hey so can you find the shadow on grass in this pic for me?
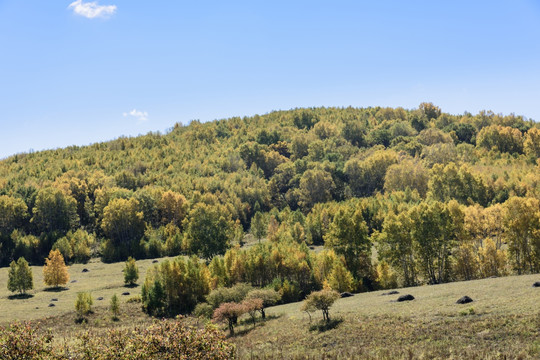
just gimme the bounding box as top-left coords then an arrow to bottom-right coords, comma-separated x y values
44,287 -> 69,292
264,314 -> 282,321
8,293 -> 34,300
124,283 -> 139,288
238,313 -> 282,327
234,324 -> 259,337
309,318 -> 343,332
232,314 -> 283,337
75,317 -> 88,324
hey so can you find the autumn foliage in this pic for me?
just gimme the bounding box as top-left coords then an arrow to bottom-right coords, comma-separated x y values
43,249 -> 69,288
0,320 -> 235,359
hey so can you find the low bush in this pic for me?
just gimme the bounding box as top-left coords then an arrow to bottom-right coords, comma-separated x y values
0,320 -> 235,359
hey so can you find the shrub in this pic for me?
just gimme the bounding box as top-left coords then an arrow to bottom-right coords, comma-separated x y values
206,283 -> 253,309
193,302 -> 214,319
75,292 -> 93,322
242,297 -> 263,326
0,322 -> 53,359
126,295 -> 142,303
0,320 -> 235,359
301,289 -> 340,323
110,294 -> 120,320
245,288 -> 281,319
213,302 -> 247,336
123,256 -> 139,286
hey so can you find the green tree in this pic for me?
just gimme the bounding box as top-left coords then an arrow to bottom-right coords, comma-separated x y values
409,201 -> 461,284
344,150 -> 398,197
123,256 -> 139,286
377,211 -> 418,287
206,283 -> 253,309
428,163 -> 489,206
7,257 -> 33,295
101,198 -> 145,261
324,207 -> 371,281
298,169 -> 335,211
476,125 -> 523,154
384,159 -> 429,197
75,292 -> 93,322
0,196 -> 29,266
523,127 -> 540,158
183,203 -> 234,260
327,261 -> 354,293
110,294 -> 120,320
251,211 -> 267,243
159,190 -> 187,227
141,279 -> 165,317
419,102 -> 441,120
503,197 -> 540,274
246,288 -> 281,319
141,257 -> 211,316
70,229 -> 95,263
31,187 -> 79,235
52,237 -> 73,262
301,289 -> 340,323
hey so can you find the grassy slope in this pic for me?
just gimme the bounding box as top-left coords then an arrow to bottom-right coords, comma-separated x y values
1,258 -> 539,359
233,274 -> 540,359
0,257 -> 172,324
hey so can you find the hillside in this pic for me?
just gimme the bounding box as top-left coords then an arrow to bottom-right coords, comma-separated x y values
0,104 -> 539,320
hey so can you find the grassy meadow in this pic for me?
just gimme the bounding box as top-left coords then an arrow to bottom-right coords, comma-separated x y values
233,274 -> 540,359
0,257 -> 173,324
1,258 -> 539,359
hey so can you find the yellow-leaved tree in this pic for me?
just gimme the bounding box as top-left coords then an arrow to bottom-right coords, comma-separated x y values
43,249 -> 70,288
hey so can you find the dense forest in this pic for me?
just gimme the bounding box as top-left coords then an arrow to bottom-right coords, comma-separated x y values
1,104 -> 539,315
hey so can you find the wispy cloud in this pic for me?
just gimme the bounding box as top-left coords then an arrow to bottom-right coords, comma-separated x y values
68,0 -> 117,19
123,109 -> 149,122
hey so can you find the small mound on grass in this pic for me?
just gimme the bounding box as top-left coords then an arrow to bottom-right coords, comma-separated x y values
532,281 -> 540,288
456,296 -> 473,304
397,294 -> 414,302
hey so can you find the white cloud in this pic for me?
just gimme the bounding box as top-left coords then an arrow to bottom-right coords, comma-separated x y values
68,0 -> 117,19
123,109 -> 149,122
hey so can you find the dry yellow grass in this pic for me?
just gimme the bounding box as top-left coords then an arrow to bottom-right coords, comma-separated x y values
232,274 -> 540,359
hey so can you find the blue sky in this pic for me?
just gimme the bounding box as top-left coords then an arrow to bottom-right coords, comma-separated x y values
1,1 -> 539,158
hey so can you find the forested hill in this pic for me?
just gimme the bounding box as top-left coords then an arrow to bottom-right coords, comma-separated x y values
0,104 -> 539,290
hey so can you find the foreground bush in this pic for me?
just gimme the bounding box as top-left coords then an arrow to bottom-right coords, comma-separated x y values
0,320 -> 235,359
72,320 -> 235,359
0,322 -> 53,360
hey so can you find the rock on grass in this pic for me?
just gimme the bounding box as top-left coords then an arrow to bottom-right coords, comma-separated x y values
456,296 -> 473,304
397,294 -> 414,302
